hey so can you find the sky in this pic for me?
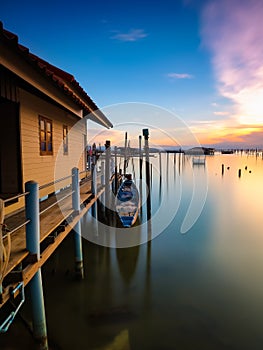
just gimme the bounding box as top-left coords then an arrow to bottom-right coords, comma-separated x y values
1,0 -> 263,148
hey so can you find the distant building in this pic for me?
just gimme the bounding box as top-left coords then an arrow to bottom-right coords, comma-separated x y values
0,22 -> 112,214
184,147 -> 215,155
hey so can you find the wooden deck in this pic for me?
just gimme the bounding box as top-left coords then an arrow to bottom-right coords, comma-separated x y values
1,172 -> 107,306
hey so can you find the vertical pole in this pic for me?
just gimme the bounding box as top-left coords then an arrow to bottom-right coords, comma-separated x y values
114,146 -> 118,195
25,181 -> 48,350
159,152 -> 162,180
143,129 -> 151,221
105,140 -> 111,210
71,168 -> 84,279
91,144 -> 97,218
101,161 -> 105,186
91,160 -> 97,218
101,160 -> 105,208
222,164 -> 224,175
88,146 -> 92,170
151,163 -> 153,187
124,132 -> 128,177
179,150 -> 181,174
139,135 -> 143,181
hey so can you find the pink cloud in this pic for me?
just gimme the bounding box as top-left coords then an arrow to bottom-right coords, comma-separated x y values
201,0 -> 263,124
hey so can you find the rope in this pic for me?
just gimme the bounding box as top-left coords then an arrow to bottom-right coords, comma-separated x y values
0,199 -> 11,288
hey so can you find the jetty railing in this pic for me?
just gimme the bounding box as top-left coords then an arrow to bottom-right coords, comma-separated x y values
0,168 -> 92,344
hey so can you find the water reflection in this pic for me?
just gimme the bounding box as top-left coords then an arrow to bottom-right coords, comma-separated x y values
3,153 -> 263,350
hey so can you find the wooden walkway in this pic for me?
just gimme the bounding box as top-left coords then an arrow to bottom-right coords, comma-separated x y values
1,172 -> 106,306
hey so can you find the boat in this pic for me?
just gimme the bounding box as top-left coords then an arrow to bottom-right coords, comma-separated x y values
115,174 -> 139,228
221,150 -> 234,154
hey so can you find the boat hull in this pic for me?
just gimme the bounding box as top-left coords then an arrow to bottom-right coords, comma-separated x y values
115,179 -> 139,228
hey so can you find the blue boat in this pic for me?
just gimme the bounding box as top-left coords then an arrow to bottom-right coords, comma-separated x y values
116,175 -> 139,228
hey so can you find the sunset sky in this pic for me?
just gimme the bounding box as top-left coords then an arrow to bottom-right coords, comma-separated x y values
2,0 -> 263,148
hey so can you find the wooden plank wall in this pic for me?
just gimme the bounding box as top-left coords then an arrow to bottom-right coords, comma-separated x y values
5,88 -> 87,215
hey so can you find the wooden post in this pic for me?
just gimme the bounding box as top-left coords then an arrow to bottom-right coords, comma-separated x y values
124,132 -> 128,177
88,146 -> 92,170
143,129 -> 151,220
91,160 -> 97,218
238,169 -> 242,177
222,164 -> 224,175
91,144 -> 97,218
105,140 -> 111,210
166,152 -> 169,175
178,150 -> 181,174
114,146 -> 118,195
72,168 -> 84,279
25,181 -> 48,350
159,152 -> 162,180
139,135 -> 143,181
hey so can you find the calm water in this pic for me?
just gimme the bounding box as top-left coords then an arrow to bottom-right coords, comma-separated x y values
1,152 -> 263,349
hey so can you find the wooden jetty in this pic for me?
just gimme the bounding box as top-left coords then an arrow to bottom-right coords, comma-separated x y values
0,165 -> 120,300
0,161 -> 119,348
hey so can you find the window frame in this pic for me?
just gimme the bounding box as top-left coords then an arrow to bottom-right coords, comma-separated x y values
39,116 -> 53,156
63,125 -> 69,155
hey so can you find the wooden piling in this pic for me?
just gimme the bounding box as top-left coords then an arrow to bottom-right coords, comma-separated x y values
222,164 -> 224,175
124,132 -> 128,176
114,146 -> 118,195
139,135 -> 143,181
25,181 -> 48,350
159,152 -> 162,180
143,129 -> 151,220
238,169 -> 242,177
91,154 -> 97,218
105,140 -> 111,210
72,168 -> 84,279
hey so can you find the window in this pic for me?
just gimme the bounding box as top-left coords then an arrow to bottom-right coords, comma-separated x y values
63,125 -> 68,155
39,116 -> 53,155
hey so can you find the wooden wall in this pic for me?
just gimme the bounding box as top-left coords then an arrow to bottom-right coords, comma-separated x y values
5,88 -> 87,214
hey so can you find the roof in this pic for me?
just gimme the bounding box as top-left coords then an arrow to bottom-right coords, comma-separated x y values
0,21 -> 112,128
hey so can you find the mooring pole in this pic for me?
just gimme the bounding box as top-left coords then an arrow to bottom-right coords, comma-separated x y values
159,152 -> 162,181
222,164 -> 225,175
139,135 -> 143,181
105,140 -> 111,211
72,167 -> 84,279
124,132 -> 128,177
91,159 -> 97,218
25,181 -> 48,350
100,160 -> 105,206
114,146 -> 118,195
91,144 -> 97,218
143,129 -> 151,220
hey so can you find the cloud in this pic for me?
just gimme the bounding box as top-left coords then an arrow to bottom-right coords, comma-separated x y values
190,117 -> 263,146
213,111 -> 229,116
201,0 -> 263,125
167,73 -> 194,79
111,29 -> 148,42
